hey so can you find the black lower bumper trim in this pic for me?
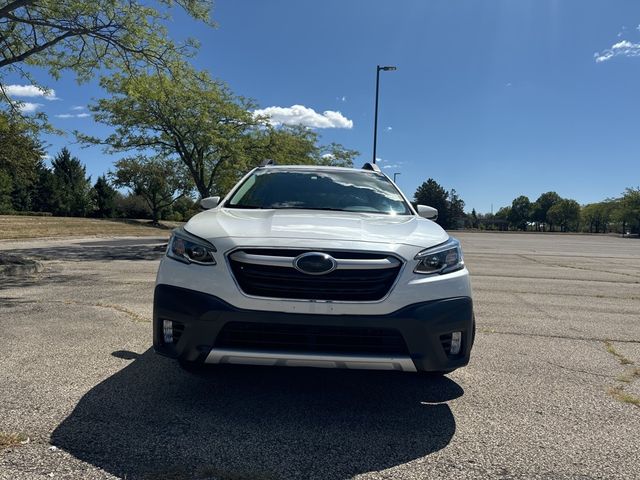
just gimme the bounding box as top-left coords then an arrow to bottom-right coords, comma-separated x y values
153,284 -> 474,372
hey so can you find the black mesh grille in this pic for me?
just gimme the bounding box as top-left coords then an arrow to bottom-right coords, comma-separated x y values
228,249 -> 402,301
215,322 -> 409,355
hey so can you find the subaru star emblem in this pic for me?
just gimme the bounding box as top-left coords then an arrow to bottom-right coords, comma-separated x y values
293,252 -> 337,275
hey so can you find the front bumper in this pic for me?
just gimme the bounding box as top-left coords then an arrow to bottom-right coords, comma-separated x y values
153,284 -> 474,373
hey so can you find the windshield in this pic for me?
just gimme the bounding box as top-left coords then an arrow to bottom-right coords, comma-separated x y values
226,169 -> 412,215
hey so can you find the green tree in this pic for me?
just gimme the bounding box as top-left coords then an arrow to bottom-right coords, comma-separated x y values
92,175 -> 118,218
0,1 -> 213,109
0,170 -> 12,213
469,208 -> 479,229
110,156 -> 190,224
414,179 -> 450,228
613,188 -> 640,235
50,147 -> 91,216
581,201 -> 613,233
508,195 -> 532,231
83,70 -> 263,198
0,111 -> 43,210
494,206 -> 511,231
448,189 -> 466,229
83,70 -> 359,198
547,199 -> 581,232
532,191 -> 561,231
32,162 -> 56,213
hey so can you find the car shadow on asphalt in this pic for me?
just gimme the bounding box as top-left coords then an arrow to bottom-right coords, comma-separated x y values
52,349 -> 463,480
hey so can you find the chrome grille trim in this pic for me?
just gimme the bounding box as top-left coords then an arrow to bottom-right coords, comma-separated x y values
229,251 -> 401,270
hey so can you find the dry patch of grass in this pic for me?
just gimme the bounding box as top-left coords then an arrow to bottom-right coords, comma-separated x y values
604,340 -> 634,366
0,215 -> 181,240
605,341 -> 640,408
0,432 -> 29,448
616,367 -> 640,384
609,386 -> 640,407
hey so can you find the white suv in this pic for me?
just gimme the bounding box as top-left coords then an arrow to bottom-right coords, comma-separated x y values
153,162 -> 474,374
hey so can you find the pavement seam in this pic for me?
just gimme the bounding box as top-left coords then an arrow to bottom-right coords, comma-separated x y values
478,329 -> 640,344
517,254 -> 640,281
47,299 -> 149,323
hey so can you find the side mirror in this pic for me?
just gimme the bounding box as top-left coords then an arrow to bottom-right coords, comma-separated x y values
417,205 -> 438,220
200,196 -> 220,209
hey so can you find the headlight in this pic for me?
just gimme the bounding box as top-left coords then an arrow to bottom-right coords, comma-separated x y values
414,238 -> 464,275
166,228 -> 216,265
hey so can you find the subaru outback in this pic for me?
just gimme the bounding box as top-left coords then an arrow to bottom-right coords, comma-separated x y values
153,162 -> 474,374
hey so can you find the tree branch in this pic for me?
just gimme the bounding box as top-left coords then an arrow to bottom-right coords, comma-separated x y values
0,0 -> 34,19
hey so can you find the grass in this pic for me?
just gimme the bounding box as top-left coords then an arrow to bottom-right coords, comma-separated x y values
0,432 -> 29,448
616,368 -> 640,384
609,386 -> 640,407
604,340 -> 634,366
0,215 -> 182,240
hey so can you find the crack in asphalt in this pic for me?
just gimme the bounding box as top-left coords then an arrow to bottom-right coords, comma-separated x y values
517,254 -> 640,280
472,273 -> 640,285
472,288 -> 640,301
478,329 -> 640,344
45,299 -> 149,323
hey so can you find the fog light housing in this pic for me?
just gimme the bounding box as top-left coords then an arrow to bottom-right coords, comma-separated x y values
450,331 -> 462,355
163,320 -> 173,344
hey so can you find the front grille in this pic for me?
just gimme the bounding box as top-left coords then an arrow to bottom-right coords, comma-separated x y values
228,248 -> 402,301
215,322 -> 410,355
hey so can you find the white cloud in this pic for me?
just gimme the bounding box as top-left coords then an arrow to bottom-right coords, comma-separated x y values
386,126 -> 393,131
55,112 -> 90,119
254,104 -> 353,129
71,105 -> 85,111
595,40 -> 640,63
3,84 -> 58,100
382,164 -> 401,170
18,102 -> 43,113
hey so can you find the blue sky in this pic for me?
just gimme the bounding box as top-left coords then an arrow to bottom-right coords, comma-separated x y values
4,0 -> 640,213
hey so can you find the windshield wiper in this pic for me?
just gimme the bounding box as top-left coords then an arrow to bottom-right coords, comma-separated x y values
225,204 -> 268,209
270,207 -> 348,212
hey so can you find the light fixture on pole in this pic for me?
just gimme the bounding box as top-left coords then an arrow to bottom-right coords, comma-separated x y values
372,65 -> 397,164
393,172 -> 401,183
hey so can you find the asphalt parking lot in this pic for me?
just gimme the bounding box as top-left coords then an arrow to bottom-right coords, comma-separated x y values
1,232 -> 639,480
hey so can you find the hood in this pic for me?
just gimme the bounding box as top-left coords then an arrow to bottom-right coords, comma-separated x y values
184,208 -> 448,248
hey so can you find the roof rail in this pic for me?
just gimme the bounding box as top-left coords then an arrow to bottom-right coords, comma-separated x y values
259,159 -> 277,167
361,162 -> 381,172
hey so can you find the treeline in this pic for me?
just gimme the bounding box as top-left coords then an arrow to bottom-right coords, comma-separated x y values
0,104 -> 358,223
412,177 -> 640,235
0,143 -> 198,222
489,191 -> 640,234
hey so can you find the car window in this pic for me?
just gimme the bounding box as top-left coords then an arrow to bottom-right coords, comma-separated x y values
226,169 -> 411,215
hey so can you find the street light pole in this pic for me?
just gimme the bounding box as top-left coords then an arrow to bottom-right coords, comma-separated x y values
393,172 -> 401,183
372,65 -> 397,164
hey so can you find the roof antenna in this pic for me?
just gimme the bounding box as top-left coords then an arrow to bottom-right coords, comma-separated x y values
260,159 -> 277,167
361,162 -> 381,172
